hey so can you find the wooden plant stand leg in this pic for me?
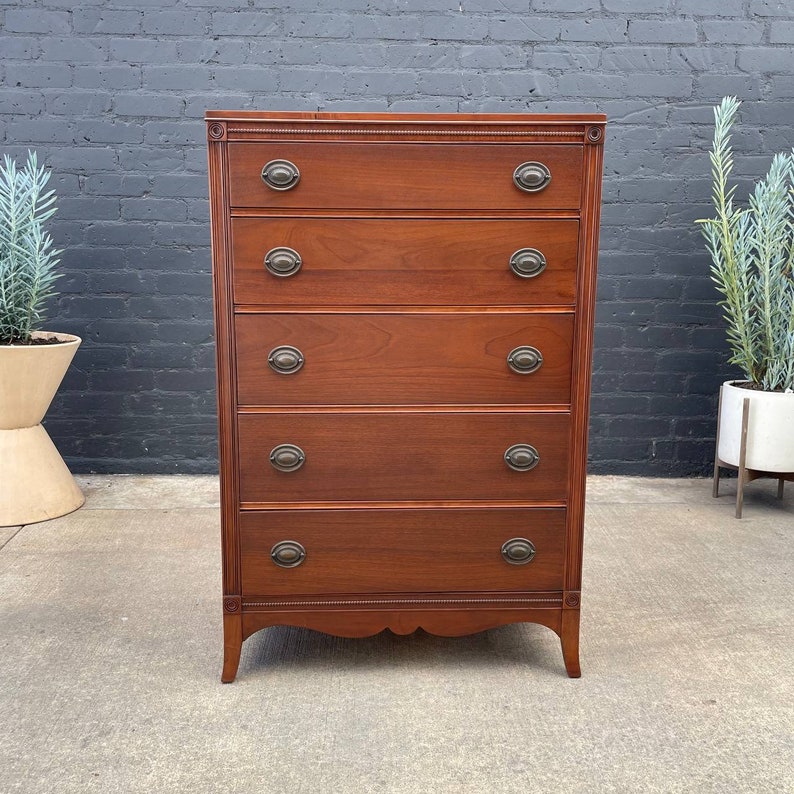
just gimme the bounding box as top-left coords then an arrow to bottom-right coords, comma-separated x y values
221,611 -> 243,683
713,383 -> 724,499
560,607 -> 581,679
735,468 -> 745,519
735,397 -> 751,519
778,479 -> 785,499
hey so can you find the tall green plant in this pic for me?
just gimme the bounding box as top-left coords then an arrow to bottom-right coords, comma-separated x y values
0,151 -> 61,344
697,97 -> 794,392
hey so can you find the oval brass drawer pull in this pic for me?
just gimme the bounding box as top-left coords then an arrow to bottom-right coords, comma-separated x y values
261,159 -> 300,190
507,346 -> 543,375
271,540 -> 306,568
513,161 -> 551,193
501,538 -> 536,565
264,246 -> 302,277
270,444 -> 305,472
510,248 -> 547,279
504,444 -> 540,471
268,345 -> 304,375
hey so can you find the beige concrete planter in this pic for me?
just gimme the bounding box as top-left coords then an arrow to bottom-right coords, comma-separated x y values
0,332 -> 84,526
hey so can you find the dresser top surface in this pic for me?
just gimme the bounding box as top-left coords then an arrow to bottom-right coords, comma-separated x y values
205,110 -> 606,124
206,111 -> 606,145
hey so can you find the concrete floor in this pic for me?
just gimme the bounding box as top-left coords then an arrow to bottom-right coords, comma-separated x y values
0,475 -> 791,793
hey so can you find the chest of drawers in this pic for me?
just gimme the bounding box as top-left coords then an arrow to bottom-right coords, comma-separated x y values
206,112 -> 605,682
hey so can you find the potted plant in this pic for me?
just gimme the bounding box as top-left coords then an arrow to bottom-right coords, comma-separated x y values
697,97 -> 794,515
0,151 -> 83,526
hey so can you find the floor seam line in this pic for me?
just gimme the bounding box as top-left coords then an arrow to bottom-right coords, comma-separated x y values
0,525 -> 25,552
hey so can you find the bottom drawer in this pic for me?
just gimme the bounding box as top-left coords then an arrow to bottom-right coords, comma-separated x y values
239,508 -> 566,596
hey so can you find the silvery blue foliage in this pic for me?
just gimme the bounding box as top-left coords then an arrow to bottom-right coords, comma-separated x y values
0,151 -> 61,343
698,97 -> 794,392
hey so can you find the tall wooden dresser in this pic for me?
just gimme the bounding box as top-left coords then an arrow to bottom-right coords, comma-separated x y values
206,112 -> 605,682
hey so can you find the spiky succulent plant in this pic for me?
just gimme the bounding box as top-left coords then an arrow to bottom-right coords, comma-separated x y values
0,151 -> 62,344
697,97 -> 794,392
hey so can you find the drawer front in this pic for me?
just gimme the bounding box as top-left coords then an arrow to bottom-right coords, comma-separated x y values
237,411 -> 569,503
240,508 -> 566,595
236,313 -> 573,406
228,143 -> 583,210
232,218 -> 579,306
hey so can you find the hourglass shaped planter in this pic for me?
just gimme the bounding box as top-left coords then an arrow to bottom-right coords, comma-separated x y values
0,332 -> 84,526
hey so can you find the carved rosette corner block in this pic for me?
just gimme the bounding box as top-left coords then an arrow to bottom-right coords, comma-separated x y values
208,122 -> 227,141
223,596 -> 241,614
586,126 -> 603,144
563,592 -> 581,609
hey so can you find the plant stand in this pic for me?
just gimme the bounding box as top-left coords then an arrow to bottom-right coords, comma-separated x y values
712,391 -> 793,518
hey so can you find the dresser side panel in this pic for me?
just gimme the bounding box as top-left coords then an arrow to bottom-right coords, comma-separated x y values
208,125 -> 241,597
566,135 -> 605,593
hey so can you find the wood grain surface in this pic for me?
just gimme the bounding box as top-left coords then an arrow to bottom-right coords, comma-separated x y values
239,507 -> 566,595
231,217 -> 579,306
228,143 -> 583,209
237,410 -> 570,503
235,312 -> 574,406
239,607 -> 564,646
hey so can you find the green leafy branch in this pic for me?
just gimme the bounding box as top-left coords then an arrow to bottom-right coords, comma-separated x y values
0,151 -> 62,344
696,97 -> 794,392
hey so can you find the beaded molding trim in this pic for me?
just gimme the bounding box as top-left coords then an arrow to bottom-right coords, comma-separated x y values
244,597 -> 563,607
227,127 -> 580,137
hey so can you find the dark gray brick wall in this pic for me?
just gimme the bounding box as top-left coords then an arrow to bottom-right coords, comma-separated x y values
1,1 -> 793,475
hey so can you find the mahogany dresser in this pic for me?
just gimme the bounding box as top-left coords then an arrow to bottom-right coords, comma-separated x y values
206,111 -> 605,682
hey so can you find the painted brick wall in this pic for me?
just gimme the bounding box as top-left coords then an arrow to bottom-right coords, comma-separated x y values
1,1 -> 793,475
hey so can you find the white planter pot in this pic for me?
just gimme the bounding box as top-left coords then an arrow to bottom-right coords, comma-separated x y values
717,380 -> 794,473
0,332 -> 84,526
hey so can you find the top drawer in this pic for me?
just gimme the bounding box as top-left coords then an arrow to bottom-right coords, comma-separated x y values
227,143 -> 583,210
